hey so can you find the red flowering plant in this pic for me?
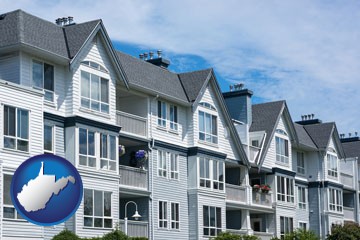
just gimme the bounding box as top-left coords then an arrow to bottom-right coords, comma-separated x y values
260,184 -> 271,193
252,184 -> 260,192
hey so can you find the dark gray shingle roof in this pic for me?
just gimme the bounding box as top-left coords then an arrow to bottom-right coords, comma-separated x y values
116,51 -> 211,103
303,122 -> 334,150
294,123 -> 317,149
0,9 -> 99,59
250,100 -> 285,133
178,69 -> 212,102
342,141 -> 360,159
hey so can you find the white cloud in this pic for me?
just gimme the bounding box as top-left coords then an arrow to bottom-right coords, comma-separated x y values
1,0 -> 360,134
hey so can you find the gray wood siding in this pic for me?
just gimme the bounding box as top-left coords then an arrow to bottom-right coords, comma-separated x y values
0,53 -> 20,84
151,148 -> 189,240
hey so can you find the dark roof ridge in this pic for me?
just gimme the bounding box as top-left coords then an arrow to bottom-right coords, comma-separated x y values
252,99 -> 286,106
178,67 -> 213,75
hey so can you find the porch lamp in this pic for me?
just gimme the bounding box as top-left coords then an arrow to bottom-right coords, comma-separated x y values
124,201 -> 142,235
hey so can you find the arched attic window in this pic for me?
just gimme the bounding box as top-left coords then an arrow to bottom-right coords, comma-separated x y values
199,102 -> 217,111
275,129 -> 288,136
81,61 -> 108,73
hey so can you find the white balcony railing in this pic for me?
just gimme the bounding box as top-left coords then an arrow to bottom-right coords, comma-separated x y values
119,220 -> 148,238
119,165 -> 148,190
254,232 -> 274,240
226,184 -> 247,203
252,190 -> 272,207
340,173 -> 354,189
116,111 -> 147,137
343,207 -> 355,220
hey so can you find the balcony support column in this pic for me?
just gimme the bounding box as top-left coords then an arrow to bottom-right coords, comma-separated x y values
240,209 -> 253,235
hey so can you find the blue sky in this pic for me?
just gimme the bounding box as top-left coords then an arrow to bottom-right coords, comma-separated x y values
2,0 -> 360,136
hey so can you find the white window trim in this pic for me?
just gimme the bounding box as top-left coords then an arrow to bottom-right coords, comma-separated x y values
277,175 -> 294,203
328,188 -> 343,213
280,216 -> 293,238
203,205 -> 222,237
157,150 -> 167,178
169,153 -> 179,180
3,105 -> 30,152
298,221 -> 308,230
157,101 -> 179,133
32,59 -> 55,102
158,200 -> 168,229
275,135 -> 289,164
170,202 -> 180,230
297,186 -> 307,210
3,174 -> 24,221
100,133 -> 117,171
44,124 -> 54,154
296,152 -> 306,175
198,157 -> 225,192
198,110 -> 218,145
327,153 -> 338,179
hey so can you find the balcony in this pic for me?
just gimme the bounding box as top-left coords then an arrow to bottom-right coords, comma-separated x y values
341,173 -> 354,189
251,190 -> 272,208
119,220 -> 148,238
343,207 -> 356,221
226,184 -> 247,204
119,165 -> 148,191
116,111 -> 147,138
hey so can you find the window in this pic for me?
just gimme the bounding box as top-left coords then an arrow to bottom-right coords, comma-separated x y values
251,140 -> 259,147
329,188 -> 343,212
81,61 -> 108,72
159,201 -> 168,228
200,158 -> 211,188
297,152 -> 305,174
327,154 -> 338,178
298,186 -> 306,209
169,105 -> 178,131
170,153 -> 179,180
171,202 -> 179,229
280,216 -> 293,239
84,189 -> 112,228
203,206 -> 221,236
158,150 -> 167,177
32,60 -> 54,101
100,134 -> 116,171
44,124 -> 53,153
212,161 -> 224,190
79,128 -> 96,168
199,102 -> 216,111
299,222 -> 307,230
199,157 -> 224,191
277,176 -> 294,203
157,101 -> 167,127
276,136 -> 289,164
3,174 -> 22,219
4,105 -> 29,152
81,71 -> 109,113
198,111 -> 218,144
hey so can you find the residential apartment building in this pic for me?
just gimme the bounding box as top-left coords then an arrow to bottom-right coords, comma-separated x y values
0,9 -> 359,240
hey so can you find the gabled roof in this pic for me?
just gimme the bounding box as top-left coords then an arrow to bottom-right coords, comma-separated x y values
294,123 -> 317,150
116,51 -> 189,103
250,100 -> 298,168
64,20 -> 101,58
303,122 -> 345,158
178,69 -> 212,102
342,140 -> 360,159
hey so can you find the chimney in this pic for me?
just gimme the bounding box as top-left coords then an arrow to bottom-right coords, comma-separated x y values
62,17 -> 68,25
143,53 -> 148,60
223,85 -> 253,125
146,49 -> 170,69
55,18 -> 62,26
139,54 -> 144,60
68,16 -> 74,25
295,114 -> 322,125
340,131 -> 360,143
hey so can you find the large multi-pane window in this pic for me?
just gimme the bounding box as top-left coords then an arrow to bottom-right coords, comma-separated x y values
79,128 -> 96,168
81,71 -> 109,113
203,206 -> 221,237
3,174 -> 22,219
199,157 -> 224,191
277,176 -> 294,203
32,60 -> 54,101
298,186 -> 306,209
157,101 -> 167,127
198,111 -> 218,144
327,154 -> 338,178
170,202 -> 179,229
297,152 -> 305,174
84,189 -> 112,228
329,188 -> 343,212
159,201 -> 168,228
276,136 -> 289,164
169,153 -> 179,180
100,134 -> 116,171
280,216 -> 293,239
44,124 -> 53,153
158,150 -> 167,177
3,105 -> 29,152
